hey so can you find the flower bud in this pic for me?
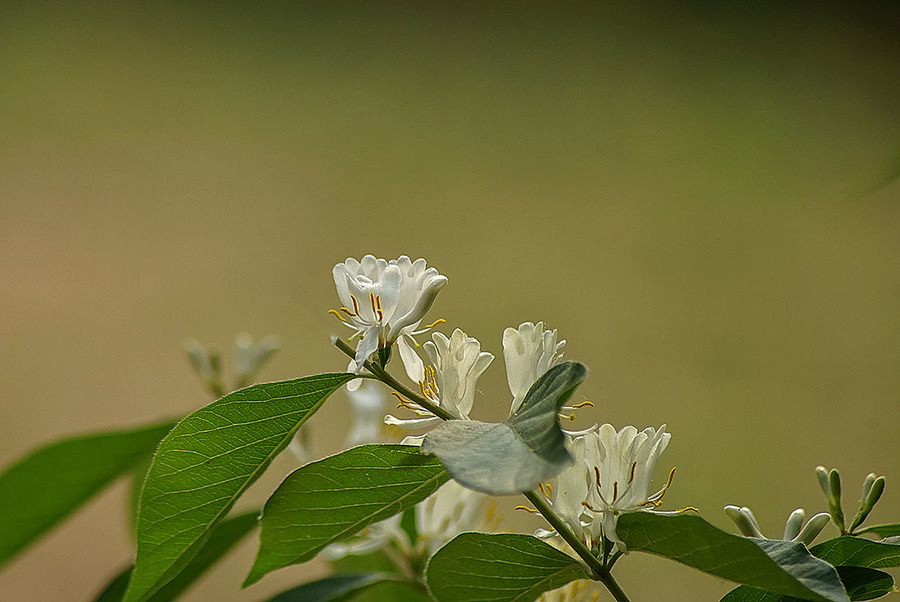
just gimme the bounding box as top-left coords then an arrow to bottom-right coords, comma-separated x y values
783,508 -> 806,541
794,512 -> 831,545
828,468 -> 845,532
725,505 -> 765,538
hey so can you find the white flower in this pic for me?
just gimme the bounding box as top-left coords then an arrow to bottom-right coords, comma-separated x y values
386,328 -> 493,442
583,424 -> 675,552
344,381 -> 387,448
724,505 -> 831,546
534,431 -> 601,547
331,255 -> 448,382
503,321 -> 566,414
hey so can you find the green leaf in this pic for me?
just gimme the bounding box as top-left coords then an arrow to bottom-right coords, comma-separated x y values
810,536 -> 900,569
425,532 -> 587,602
264,573 -> 411,602
0,421 -> 175,568
617,513 -> 850,602
94,511 -> 258,602
853,524 -> 900,538
124,374 -> 354,602
420,362 -> 586,495
246,444 -> 448,586
721,567 -> 894,602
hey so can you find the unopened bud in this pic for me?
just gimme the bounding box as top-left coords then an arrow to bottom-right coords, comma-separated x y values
783,508 -> 806,541
794,512 -> 831,545
815,466 -> 830,496
828,468 -> 845,532
725,505 -> 765,538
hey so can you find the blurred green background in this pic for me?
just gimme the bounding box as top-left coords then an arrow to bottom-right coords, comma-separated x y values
1,2 -> 898,600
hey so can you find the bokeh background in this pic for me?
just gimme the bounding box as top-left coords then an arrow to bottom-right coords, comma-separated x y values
1,2 -> 898,600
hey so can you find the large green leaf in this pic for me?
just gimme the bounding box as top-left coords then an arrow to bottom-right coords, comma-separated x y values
95,511 -> 258,602
425,533 -> 587,602
810,536 -> 900,569
124,374 -> 354,602
721,567 -> 894,602
420,362 -> 586,495
617,513 -> 850,602
0,421 -> 175,567
246,444 -> 448,585
264,573 -> 412,602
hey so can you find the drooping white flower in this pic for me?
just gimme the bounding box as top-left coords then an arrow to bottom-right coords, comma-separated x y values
344,381 -> 387,448
503,321 -> 566,414
583,424 -> 676,552
331,255 -> 448,382
534,430 -> 601,547
386,328 -> 493,442
724,505 -> 831,546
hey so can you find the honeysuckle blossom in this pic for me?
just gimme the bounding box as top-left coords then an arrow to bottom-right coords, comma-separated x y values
533,429 -> 602,547
386,328 -> 493,443
583,424 -> 676,552
724,505 -> 831,545
331,255 -> 448,385
503,321 -> 566,414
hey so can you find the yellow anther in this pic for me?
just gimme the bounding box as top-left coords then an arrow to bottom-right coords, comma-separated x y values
544,483 -> 553,496
422,318 -> 446,330
570,400 -> 594,409
374,294 -> 383,321
679,506 -> 700,513
515,505 -> 538,513
369,293 -> 378,319
328,309 -> 349,323
538,482 -> 549,498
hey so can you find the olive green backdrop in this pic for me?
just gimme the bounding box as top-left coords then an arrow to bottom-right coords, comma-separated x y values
1,2 -> 898,600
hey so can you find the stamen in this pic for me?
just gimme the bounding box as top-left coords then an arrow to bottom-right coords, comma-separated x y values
369,293 -> 378,320
570,400 -> 594,409
422,318 -> 446,330
544,483 -> 553,496
419,380 -> 429,399
374,294 -> 383,321
581,501 -> 595,511
613,481 -> 619,502
350,295 -> 360,316
629,462 -> 637,484
594,466 -> 602,489
678,506 -> 700,513
328,309 -> 349,323
515,506 -> 538,513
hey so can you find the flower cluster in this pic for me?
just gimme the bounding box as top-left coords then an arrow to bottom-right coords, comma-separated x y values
331,255 -> 684,554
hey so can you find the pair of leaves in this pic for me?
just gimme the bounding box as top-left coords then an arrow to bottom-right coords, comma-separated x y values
122,373 -> 355,602
616,512 -> 851,602
0,421 -> 175,568
421,361 -> 587,495
722,535 -> 900,601
426,513 -> 869,602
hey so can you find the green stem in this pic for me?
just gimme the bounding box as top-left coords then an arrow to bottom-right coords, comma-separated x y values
333,337 -> 454,420
333,336 -> 632,602
524,491 -> 604,577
